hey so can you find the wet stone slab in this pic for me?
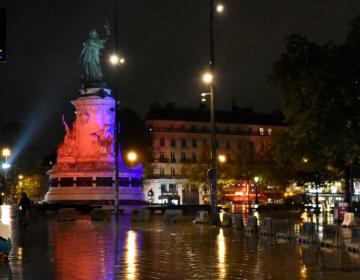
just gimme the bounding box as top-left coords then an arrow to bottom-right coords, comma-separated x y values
1,206 -> 360,279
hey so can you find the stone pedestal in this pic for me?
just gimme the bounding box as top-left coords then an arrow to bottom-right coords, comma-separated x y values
45,89 -> 145,204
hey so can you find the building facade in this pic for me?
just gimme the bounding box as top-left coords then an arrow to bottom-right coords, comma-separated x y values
144,105 -> 286,205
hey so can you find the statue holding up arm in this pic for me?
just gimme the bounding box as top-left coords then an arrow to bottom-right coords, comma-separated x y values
80,22 -> 111,83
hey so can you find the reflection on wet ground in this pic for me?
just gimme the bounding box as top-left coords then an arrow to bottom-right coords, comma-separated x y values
1,206 -> 360,279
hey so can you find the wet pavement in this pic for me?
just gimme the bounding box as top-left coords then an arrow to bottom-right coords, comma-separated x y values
1,206 -> 360,279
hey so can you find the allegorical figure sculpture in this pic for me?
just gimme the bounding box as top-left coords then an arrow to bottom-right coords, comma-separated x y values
80,22 -> 110,83
91,124 -> 114,155
58,115 -> 76,156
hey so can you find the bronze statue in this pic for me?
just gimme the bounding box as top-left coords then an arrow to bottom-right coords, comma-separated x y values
80,22 -> 111,83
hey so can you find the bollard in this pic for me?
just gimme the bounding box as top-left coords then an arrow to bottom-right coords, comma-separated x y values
346,227 -> 360,252
194,211 -> 209,224
220,212 -> 232,227
131,208 -> 151,222
244,215 -> 258,233
231,214 -> 244,230
259,217 -> 273,236
163,209 -> 183,223
275,219 -> 293,239
91,208 -> 111,221
298,222 -> 316,243
57,208 -> 76,221
321,224 -> 341,247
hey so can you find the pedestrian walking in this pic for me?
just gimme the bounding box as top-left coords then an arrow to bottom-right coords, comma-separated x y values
18,192 -> 31,227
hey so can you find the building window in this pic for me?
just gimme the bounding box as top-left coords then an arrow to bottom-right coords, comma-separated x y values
181,152 -> 186,162
171,138 -> 176,147
160,168 -> 165,176
192,139 -> 197,148
171,152 -> 176,163
160,137 -> 165,146
182,138 -> 187,147
171,168 -> 176,176
226,141 -> 230,149
160,152 -> 165,163
259,128 -> 265,136
192,153 -> 197,163
215,140 -> 219,148
268,128 -> 272,135
161,184 -> 167,193
169,184 -> 177,193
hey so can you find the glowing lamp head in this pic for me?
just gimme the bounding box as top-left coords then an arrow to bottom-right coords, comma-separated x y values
254,176 -> 259,183
218,154 -> 226,163
127,151 -> 137,162
302,157 -> 308,163
202,72 -> 213,84
216,4 -> 224,13
2,148 -> 10,157
18,175 -> 24,180
109,54 -> 120,65
1,163 -> 10,170
119,58 -> 125,64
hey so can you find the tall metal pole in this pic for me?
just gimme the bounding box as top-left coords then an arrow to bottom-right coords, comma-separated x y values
114,7 -> 120,215
209,0 -> 218,225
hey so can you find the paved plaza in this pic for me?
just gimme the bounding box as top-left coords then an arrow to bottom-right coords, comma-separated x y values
0,206 -> 357,279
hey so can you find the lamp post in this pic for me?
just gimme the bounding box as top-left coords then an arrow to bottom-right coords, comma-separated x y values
1,148 -> 11,203
110,7 -> 125,216
202,0 -> 224,225
254,176 -> 259,206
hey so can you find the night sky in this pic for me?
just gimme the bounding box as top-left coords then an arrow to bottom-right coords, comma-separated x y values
1,0 -> 360,155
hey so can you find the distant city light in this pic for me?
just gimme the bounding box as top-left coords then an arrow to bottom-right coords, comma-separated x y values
254,176 -> 260,183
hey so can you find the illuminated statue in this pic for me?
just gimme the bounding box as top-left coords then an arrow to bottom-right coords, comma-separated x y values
91,124 -> 114,155
80,22 -> 111,82
58,115 -> 76,156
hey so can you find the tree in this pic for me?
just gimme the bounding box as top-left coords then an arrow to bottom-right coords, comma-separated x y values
118,107 -> 152,172
15,174 -> 47,201
268,15 -> 360,203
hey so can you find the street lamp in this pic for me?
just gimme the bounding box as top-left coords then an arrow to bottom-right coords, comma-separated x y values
127,151 -> 137,167
201,0 -> 224,225
1,148 -> 11,204
218,154 -> 226,163
109,54 -> 125,66
254,176 -> 259,206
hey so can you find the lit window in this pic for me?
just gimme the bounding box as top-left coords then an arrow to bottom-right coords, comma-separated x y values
268,128 -> 272,135
259,128 -> 264,135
